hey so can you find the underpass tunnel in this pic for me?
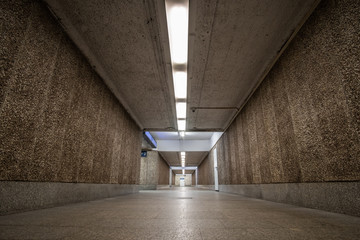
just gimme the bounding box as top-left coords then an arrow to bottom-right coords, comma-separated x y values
0,0 -> 359,239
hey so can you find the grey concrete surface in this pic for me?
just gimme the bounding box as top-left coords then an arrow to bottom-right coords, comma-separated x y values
44,0 -> 175,130
0,181 -> 138,215
44,0 -> 318,131
197,185 -> 215,190
138,184 -> 157,190
0,188 -> 359,239
187,0 -> 318,130
219,182 -> 360,217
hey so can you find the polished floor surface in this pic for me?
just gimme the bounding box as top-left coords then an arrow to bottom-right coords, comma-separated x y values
0,187 -> 359,239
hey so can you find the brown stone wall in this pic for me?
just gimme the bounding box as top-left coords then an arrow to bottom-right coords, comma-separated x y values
139,151 -> 169,185
172,170 -> 175,185
198,152 -> 214,185
139,151 -> 158,186
214,0 -> 360,185
158,154 -> 169,185
0,0 -> 142,184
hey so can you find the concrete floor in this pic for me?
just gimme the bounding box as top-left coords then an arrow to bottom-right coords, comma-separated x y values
0,188 -> 359,240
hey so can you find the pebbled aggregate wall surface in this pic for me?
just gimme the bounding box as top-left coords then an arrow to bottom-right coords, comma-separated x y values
139,151 -> 169,187
199,0 -> 359,185
158,153 -> 170,185
198,152 -> 214,185
0,0 -> 142,184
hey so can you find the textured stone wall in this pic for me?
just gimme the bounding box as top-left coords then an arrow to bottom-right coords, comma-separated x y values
172,170 -> 175,185
139,151 -> 169,186
139,151 -> 158,186
206,0 -> 360,185
158,154 -> 170,185
0,0 -> 142,184
198,152 -> 214,185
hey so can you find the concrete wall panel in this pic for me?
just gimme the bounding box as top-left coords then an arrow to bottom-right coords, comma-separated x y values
219,182 -> 360,217
0,181 -> 139,215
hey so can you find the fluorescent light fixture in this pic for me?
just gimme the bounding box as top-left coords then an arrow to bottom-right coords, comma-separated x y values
178,120 -> 186,131
166,0 -> 189,130
181,152 -> 185,156
182,169 -> 185,175
143,131 -> 157,148
176,102 -> 187,119
173,72 -> 187,99
165,1 -> 189,64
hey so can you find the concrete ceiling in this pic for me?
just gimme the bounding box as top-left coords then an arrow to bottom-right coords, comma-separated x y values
44,0 -> 319,132
45,0 -> 175,130
187,0 -> 318,130
159,151 -> 208,167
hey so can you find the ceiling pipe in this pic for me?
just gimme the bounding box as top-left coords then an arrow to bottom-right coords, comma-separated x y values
190,106 -> 239,132
190,106 -> 239,113
214,0 -> 321,141
195,0 -> 321,169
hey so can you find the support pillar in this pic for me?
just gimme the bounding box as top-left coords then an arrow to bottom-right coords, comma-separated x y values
169,167 -> 172,187
195,168 -> 198,187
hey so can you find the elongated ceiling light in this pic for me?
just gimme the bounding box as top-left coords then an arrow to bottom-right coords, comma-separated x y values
165,0 -> 189,134
176,102 -> 187,119
173,72 -> 187,99
181,151 -> 185,175
165,1 -> 189,65
166,0 -> 189,171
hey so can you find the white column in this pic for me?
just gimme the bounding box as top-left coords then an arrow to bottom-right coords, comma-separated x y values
169,167 -> 172,187
195,168 -> 198,187
214,148 -> 219,191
